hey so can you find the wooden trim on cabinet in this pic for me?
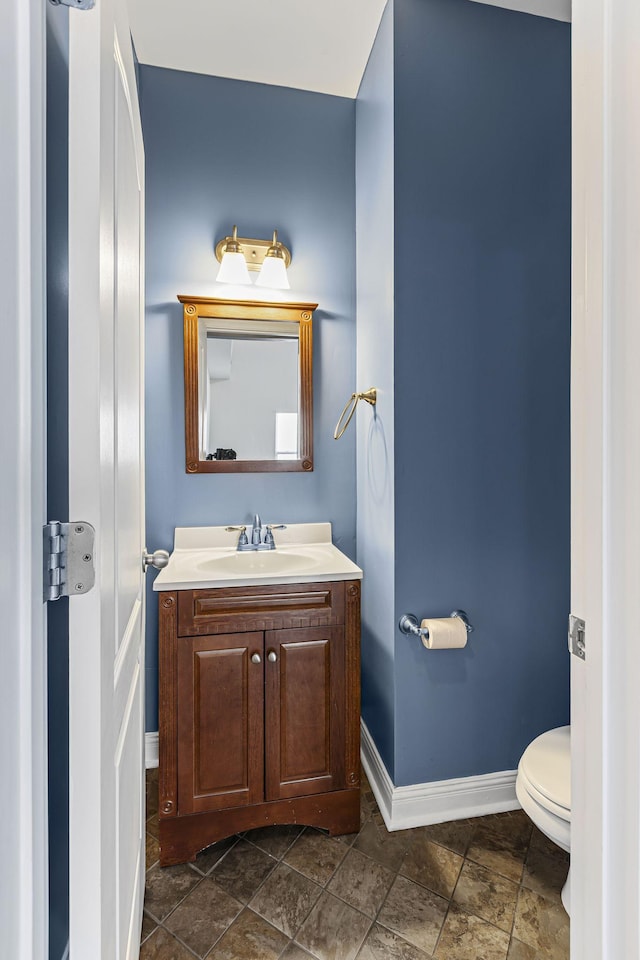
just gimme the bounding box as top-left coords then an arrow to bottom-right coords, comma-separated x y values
345,581 -> 362,788
158,592 -> 178,818
159,788 -> 360,866
177,581 -> 345,637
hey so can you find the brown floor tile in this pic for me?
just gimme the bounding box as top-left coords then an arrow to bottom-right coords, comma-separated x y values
356,923 -> 434,960
140,926 -> 194,960
410,820 -> 475,857
521,830 -> 569,903
400,835 -> 463,899
328,847 -> 394,918
207,908 -> 289,960
453,860 -> 519,933
361,790 -> 375,822
296,890 -> 372,960
189,836 -> 237,876
144,863 -> 201,922
335,831 -> 359,848
146,812 -> 160,840
353,815 -> 410,872
244,824 -> 304,859
284,828 -> 347,885
280,944 -> 317,960
210,838 -> 277,903
164,877 -> 242,957
146,780 -> 159,819
146,833 -> 160,871
250,862 -> 322,938
486,811 -> 533,847
513,886 -> 570,960
141,912 -> 157,944
466,821 -> 529,883
434,904 -> 510,960
507,939 -> 538,960
377,874 -> 448,955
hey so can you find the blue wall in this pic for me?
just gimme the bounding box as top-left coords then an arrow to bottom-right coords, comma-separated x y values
392,0 -> 571,785
139,67 -> 357,730
355,2 -> 397,777
46,4 -> 70,957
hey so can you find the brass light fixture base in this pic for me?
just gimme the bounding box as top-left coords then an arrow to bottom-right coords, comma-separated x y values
215,232 -> 292,273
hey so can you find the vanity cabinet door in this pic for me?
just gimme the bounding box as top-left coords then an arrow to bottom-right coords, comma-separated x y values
177,632 -> 264,814
264,626 -> 346,801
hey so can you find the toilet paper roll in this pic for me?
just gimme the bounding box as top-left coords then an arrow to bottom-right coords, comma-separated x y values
420,616 -> 468,650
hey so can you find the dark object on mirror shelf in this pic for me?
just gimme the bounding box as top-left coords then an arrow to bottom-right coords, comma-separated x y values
206,448 -> 237,461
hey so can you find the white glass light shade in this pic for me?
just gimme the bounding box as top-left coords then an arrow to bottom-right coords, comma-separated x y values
216,250 -> 252,285
256,255 -> 290,290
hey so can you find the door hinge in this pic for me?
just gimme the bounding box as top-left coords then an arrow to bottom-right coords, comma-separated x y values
49,0 -> 96,10
568,614 -> 586,660
43,521 -> 96,602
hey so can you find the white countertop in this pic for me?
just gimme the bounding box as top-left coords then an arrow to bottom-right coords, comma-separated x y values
153,522 -> 363,591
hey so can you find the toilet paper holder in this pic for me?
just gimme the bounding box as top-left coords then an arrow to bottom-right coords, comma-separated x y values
399,610 -> 474,640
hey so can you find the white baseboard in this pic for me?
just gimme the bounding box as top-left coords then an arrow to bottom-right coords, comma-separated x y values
360,720 -> 520,832
145,731 -> 159,769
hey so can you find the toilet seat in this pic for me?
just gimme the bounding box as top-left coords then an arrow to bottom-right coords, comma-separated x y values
516,725 -> 571,855
516,725 -> 571,913
519,725 -> 571,816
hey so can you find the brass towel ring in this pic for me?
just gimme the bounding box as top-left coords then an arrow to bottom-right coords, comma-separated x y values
333,388 -> 377,440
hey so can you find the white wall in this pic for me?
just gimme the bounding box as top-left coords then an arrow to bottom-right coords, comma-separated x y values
355,1 -> 396,774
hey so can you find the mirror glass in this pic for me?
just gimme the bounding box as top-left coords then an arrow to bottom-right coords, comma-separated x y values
199,317 -> 300,462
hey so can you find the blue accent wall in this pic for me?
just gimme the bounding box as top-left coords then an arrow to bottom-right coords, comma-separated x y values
392,0 -> 571,785
355,2 -> 397,778
46,4 -> 70,957
139,67 -> 357,730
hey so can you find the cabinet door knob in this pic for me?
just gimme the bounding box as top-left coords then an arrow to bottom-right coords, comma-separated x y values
267,650 -> 277,663
251,653 -> 262,664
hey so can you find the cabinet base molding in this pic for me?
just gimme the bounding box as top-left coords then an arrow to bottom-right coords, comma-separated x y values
159,788 -> 360,867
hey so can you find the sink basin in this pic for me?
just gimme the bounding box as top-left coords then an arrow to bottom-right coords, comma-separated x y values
153,523 -> 363,590
195,551 -> 318,577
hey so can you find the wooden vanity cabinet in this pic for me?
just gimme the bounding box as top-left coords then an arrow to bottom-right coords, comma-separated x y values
157,579 -> 361,866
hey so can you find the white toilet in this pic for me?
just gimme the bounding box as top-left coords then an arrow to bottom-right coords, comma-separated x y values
516,725 -> 571,913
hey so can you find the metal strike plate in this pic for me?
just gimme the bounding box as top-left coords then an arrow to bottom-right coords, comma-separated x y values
569,614 -> 586,660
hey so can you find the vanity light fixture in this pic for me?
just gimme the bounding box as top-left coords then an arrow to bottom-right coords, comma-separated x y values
255,230 -> 290,290
215,225 -> 292,289
215,225 -> 252,285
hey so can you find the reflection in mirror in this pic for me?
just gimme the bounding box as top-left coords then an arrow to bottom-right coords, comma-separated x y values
180,297 -> 316,474
201,319 -> 299,462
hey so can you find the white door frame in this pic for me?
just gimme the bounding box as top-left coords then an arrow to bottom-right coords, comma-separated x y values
571,0 -> 640,956
0,1 -> 48,958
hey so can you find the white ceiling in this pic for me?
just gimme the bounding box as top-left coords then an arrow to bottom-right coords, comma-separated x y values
128,0 -> 389,99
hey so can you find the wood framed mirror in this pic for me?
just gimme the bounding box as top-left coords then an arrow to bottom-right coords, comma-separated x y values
179,296 -> 316,473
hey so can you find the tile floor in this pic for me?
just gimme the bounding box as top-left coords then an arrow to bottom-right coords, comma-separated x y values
142,769 -> 569,960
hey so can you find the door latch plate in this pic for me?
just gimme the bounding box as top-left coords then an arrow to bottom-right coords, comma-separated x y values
568,614 -> 586,660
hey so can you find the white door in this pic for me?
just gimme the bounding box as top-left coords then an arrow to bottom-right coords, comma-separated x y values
571,0 -> 640,956
0,1 -> 48,957
67,0 -> 146,955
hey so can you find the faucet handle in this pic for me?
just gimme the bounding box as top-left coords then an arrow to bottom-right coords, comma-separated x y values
226,525 -> 248,547
264,524 -> 287,548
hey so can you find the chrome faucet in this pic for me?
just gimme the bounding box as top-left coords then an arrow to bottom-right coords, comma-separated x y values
226,517 -> 287,551
251,514 -> 262,546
